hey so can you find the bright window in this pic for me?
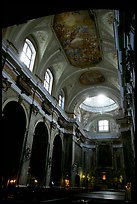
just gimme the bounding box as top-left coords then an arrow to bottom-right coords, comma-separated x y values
58,90 -> 65,109
20,39 -> 36,72
44,68 -> 53,94
98,120 -> 109,132
80,95 -> 118,113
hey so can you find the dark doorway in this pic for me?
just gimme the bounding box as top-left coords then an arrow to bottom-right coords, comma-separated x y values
2,101 -> 26,186
50,135 -> 62,187
29,122 -> 48,186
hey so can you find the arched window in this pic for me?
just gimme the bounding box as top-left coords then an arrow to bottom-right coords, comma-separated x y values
58,90 -> 65,109
98,120 -> 109,132
20,38 -> 36,72
44,68 -> 53,94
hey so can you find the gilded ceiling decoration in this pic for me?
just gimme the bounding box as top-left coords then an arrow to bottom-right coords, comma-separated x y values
53,10 -> 102,68
79,70 -> 105,85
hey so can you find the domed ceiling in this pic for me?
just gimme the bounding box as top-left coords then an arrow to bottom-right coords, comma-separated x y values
80,95 -> 118,113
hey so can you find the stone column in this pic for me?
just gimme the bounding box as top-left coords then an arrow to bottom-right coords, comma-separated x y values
111,142 -> 114,168
18,106 -> 37,186
45,143 -> 53,187
18,129 -> 34,185
71,134 -> 76,187
95,142 -> 98,168
45,122 -> 57,187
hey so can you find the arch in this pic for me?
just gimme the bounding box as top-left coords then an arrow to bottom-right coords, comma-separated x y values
24,35 -> 39,74
50,135 -> 62,187
2,101 -> 26,186
20,38 -> 36,72
13,17 -> 48,45
68,85 -> 121,113
2,97 -> 29,128
56,66 -> 118,95
85,113 -> 117,130
29,121 -> 49,186
41,48 -> 61,71
58,89 -> 65,109
34,119 -> 50,136
44,68 -> 53,94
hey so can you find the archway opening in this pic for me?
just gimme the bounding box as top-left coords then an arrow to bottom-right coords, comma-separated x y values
29,122 -> 48,186
50,135 -> 62,187
2,101 -> 26,186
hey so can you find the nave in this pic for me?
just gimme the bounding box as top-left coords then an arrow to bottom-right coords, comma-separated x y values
2,187 -> 132,203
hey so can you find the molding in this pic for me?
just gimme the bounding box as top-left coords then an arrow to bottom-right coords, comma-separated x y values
2,76 -> 12,92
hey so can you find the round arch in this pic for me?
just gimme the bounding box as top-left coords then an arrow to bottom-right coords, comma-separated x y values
2,101 -> 26,186
68,86 -> 121,113
2,97 -> 29,127
50,134 -> 63,187
85,113 -> 118,130
34,119 -> 50,138
29,121 -> 49,186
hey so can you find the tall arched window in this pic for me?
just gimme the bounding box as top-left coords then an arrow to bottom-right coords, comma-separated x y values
44,68 -> 53,94
58,90 -> 65,109
20,38 -> 36,72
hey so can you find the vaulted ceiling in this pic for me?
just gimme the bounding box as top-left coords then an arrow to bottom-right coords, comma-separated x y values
51,10 -> 121,113
3,9 -> 123,136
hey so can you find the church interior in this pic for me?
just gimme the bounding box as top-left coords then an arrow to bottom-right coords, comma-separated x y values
2,4 -> 135,203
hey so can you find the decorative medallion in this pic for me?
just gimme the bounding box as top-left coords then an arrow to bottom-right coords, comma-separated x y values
53,10 -> 102,68
79,70 -> 105,85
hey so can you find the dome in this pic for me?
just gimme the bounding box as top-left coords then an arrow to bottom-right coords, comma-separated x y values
80,94 -> 118,113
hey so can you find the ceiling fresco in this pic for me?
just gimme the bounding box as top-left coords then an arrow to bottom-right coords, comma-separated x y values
53,10 -> 102,68
79,70 -> 105,85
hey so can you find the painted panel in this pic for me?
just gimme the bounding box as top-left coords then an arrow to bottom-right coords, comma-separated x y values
53,10 -> 102,68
